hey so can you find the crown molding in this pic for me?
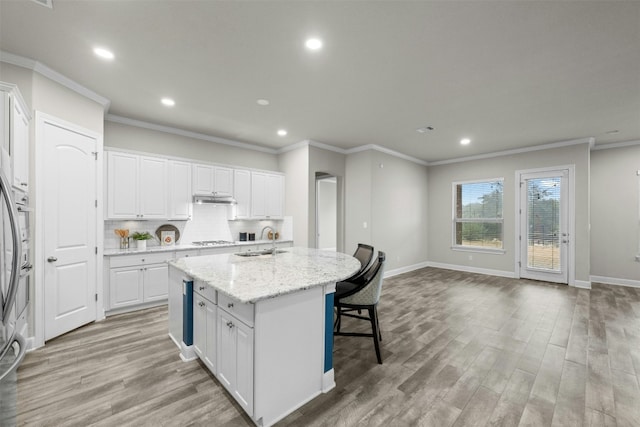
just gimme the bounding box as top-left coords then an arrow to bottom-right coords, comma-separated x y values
428,137 -> 595,166
0,50 -> 111,111
106,114 -> 279,154
346,144 -> 430,166
591,140 -> 640,151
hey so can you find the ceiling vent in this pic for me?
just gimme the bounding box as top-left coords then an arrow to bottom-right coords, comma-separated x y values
31,0 -> 53,8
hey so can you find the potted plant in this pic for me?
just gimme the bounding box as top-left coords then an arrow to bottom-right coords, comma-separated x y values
131,231 -> 153,250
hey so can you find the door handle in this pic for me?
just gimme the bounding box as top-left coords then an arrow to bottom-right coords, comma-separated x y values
47,256 -> 58,262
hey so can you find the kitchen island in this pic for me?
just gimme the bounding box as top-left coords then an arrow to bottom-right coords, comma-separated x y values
167,247 -> 359,427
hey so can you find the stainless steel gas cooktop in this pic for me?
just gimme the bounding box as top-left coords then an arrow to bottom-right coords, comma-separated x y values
191,240 -> 234,247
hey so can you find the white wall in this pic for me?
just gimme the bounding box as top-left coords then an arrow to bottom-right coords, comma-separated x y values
105,121 -> 279,171
279,145 -> 309,247
345,149 -> 429,272
590,145 -> 640,284
428,143 -> 591,282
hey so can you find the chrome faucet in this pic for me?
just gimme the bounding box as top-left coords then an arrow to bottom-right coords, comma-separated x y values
261,226 -> 276,253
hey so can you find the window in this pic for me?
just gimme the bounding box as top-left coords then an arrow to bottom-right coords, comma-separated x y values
453,179 -> 504,250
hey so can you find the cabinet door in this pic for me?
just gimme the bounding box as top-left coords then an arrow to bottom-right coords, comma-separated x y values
193,164 -> 213,195
193,293 -> 206,359
107,152 -> 139,219
11,98 -> 29,190
217,309 -> 236,390
266,174 -> 284,218
109,267 -> 143,309
168,160 -> 192,220
143,263 -> 168,302
233,169 -> 251,219
139,156 -> 168,219
213,167 -> 233,196
204,301 -> 217,372
234,319 -> 254,415
0,91 -> 8,155
250,172 -> 267,218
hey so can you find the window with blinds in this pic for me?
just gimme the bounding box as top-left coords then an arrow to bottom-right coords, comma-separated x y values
453,179 -> 504,249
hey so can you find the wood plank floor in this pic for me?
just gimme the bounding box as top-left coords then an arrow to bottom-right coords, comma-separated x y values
17,267 -> 640,426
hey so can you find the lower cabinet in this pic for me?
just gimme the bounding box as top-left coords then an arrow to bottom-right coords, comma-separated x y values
106,252 -> 174,312
193,289 -> 217,373
217,307 -> 254,416
109,263 -> 169,309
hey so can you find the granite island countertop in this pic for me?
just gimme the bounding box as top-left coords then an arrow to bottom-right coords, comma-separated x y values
104,240 -> 293,256
168,247 -> 360,304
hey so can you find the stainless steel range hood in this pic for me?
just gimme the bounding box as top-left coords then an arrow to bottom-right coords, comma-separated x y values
193,195 -> 237,205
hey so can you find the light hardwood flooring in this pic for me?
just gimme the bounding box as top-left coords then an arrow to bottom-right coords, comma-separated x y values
17,267 -> 640,426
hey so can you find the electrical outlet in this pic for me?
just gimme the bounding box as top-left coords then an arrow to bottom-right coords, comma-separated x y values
363,221 -> 368,229
468,255 -> 473,261
635,254 -> 640,262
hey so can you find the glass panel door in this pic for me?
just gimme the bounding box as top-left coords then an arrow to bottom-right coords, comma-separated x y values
519,170 -> 568,284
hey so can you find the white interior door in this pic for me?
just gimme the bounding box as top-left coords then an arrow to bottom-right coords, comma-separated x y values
519,170 -> 569,284
43,121 -> 97,340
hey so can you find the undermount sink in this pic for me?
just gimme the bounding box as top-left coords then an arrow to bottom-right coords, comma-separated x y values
234,249 -> 288,257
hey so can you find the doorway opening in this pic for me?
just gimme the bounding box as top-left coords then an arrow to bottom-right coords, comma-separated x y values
316,173 -> 337,251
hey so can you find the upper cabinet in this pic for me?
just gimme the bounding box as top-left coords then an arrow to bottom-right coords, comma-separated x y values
193,164 -> 233,196
107,151 -> 168,219
168,160 -> 192,220
0,83 -> 31,192
251,172 -> 283,219
105,150 -> 285,221
233,169 -> 251,219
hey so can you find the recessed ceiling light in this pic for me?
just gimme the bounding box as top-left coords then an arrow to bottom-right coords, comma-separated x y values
305,38 -> 323,50
161,98 -> 175,107
416,126 -> 435,134
93,47 -> 114,60
460,138 -> 471,145
256,99 -> 270,106
277,129 -> 288,137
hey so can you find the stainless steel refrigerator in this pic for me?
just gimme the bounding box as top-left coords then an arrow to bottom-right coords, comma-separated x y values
0,167 -> 27,426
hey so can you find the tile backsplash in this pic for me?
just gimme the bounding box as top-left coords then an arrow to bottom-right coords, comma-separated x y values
105,206 -> 292,249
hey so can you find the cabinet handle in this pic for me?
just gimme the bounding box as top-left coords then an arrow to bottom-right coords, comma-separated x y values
199,301 -> 205,307
227,302 -> 234,308
199,286 -> 205,291
20,182 -> 27,187
226,321 -> 234,328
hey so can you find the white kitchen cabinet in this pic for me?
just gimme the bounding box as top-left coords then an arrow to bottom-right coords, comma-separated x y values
217,307 -> 254,416
139,156 -> 168,218
193,164 -> 234,196
107,151 -> 168,219
0,84 -> 31,191
193,287 -> 217,373
109,267 -> 144,309
143,263 -> 169,302
106,252 -> 173,312
168,160 -> 192,220
233,169 -> 251,219
251,172 -> 284,219
266,174 -> 284,218
11,97 -> 29,191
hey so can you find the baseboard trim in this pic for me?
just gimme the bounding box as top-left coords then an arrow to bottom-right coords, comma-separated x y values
590,275 -> 640,289
427,262 -> 516,279
572,280 -> 592,289
384,261 -> 430,278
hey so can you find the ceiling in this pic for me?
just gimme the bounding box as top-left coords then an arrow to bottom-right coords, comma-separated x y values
1,1 -> 639,162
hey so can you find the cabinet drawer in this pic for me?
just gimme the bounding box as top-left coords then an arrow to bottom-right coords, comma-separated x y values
218,293 -> 254,327
109,251 -> 175,268
193,281 -> 216,303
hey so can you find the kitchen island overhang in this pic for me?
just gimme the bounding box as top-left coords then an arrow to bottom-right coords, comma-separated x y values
167,247 -> 360,427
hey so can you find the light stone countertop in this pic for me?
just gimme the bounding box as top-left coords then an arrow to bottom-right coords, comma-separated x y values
168,247 -> 360,304
103,240 -> 293,256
